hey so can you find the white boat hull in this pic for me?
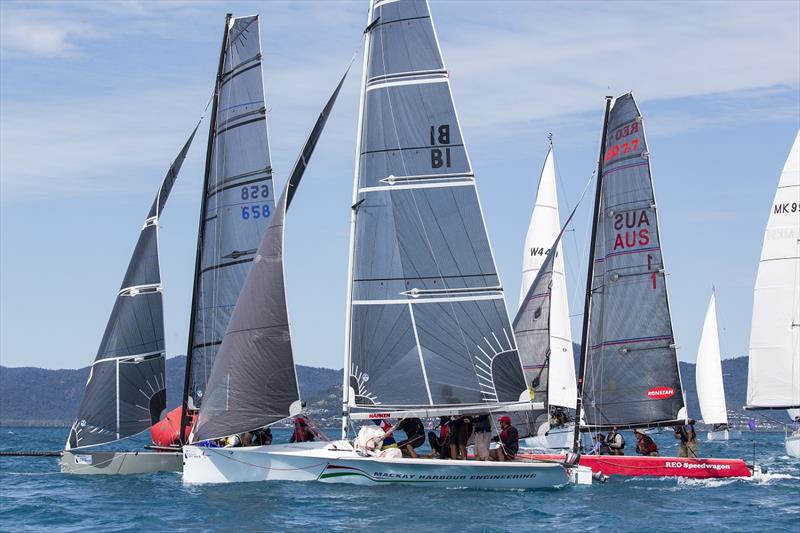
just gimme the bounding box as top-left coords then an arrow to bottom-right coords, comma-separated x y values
520,426 -> 573,451
786,433 -> 800,458
706,429 -> 742,441
60,450 -> 182,475
183,441 -> 570,489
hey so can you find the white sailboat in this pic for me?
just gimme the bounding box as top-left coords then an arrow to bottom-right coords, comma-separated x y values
183,0 -> 583,488
695,291 -> 740,441
746,131 -> 800,458
517,140 -> 577,451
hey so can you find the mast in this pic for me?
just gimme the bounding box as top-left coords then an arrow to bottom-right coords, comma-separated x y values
572,96 -> 613,454
180,13 -> 232,445
341,1 -> 375,441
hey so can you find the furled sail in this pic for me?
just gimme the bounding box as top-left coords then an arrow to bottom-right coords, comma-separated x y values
519,143 -> 576,411
192,69 -> 349,442
184,15 -> 276,416
66,126 -> 198,450
579,93 -> 686,430
514,201 -> 580,435
344,0 -> 527,420
746,131 -> 800,410
695,291 -> 728,426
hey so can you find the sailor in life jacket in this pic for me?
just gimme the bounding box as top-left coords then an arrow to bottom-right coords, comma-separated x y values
606,427 -> 625,455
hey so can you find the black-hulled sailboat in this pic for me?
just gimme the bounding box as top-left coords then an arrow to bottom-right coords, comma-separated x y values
520,94 -> 753,478
60,127 -> 197,474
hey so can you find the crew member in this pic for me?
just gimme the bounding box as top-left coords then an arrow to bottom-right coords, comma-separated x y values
675,423 -> 698,458
606,426 -> 625,455
634,428 -> 659,456
290,417 -> 315,443
490,415 -> 519,461
396,417 -> 425,458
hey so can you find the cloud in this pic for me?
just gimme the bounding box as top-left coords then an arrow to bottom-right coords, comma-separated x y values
0,16 -> 92,57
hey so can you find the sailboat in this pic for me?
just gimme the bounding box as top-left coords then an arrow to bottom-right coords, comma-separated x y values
520,94 -> 753,478
695,290 -> 740,441
60,126 -> 198,475
745,131 -> 800,458
516,139 -> 577,451
183,0 -> 578,489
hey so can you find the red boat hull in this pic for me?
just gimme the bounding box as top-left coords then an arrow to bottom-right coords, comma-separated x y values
520,453 -> 752,478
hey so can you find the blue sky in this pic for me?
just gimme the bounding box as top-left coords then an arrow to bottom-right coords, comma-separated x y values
1,0 -> 798,371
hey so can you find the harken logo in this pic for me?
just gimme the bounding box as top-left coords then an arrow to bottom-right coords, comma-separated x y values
367,413 -> 391,419
646,386 -> 675,399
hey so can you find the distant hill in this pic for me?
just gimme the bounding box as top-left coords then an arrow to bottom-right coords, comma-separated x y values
0,354 -> 772,428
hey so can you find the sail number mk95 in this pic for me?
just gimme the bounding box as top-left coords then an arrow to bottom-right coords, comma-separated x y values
240,184 -> 270,220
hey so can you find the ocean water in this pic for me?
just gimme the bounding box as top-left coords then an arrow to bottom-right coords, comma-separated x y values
1,427 -> 797,532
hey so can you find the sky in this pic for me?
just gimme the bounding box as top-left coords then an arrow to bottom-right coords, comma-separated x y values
1,0 -> 798,371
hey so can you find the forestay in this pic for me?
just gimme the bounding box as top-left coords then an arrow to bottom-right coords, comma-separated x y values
519,144 -> 576,411
695,291 -> 728,425
185,15 -> 275,413
580,93 -> 686,430
345,0 -> 527,420
191,68 -> 349,442
746,131 -> 800,410
67,126 -> 198,450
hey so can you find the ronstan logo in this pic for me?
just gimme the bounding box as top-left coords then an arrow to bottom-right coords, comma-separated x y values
646,386 -> 675,399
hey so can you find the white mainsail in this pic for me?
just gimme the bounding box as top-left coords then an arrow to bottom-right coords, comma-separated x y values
519,144 -> 576,410
746,131 -> 800,410
695,291 -> 728,425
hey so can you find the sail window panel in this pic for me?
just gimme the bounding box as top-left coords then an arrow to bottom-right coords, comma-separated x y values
352,187 -> 499,301
96,292 -> 164,360
369,1 -> 442,79
118,355 -> 166,435
350,303 -> 429,407
68,360 -> 118,448
119,225 -> 160,289
360,83 -> 469,188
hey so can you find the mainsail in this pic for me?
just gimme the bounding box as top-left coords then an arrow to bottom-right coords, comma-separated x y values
66,126 -> 198,450
746,131 -> 800,410
191,69 -> 349,442
518,142 -> 576,411
183,15 -> 276,423
577,93 -> 686,431
695,290 -> 728,426
343,0 -> 527,425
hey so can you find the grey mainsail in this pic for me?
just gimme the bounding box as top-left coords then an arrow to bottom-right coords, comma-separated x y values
66,126 -> 198,450
191,69 -> 349,442
183,15 -> 276,421
579,93 -> 686,430
344,0 -> 526,421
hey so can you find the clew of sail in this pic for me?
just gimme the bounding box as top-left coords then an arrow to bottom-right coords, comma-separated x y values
746,131 -> 800,410
344,0 -> 527,421
580,93 -> 686,430
519,144 -> 577,412
184,15 -> 276,417
695,290 -> 728,425
191,68 -> 349,443
67,125 -> 198,450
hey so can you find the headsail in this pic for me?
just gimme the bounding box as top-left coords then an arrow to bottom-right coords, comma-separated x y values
518,143 -> 576,411
66,126 -> 198,450
579,93 -> 686,430
191,68 -> 349,442
746,131 -> 800,410
514,200 -> 581,435
183,15 -> 276,422
695,290 -> 728,426
343,0 -> 527,423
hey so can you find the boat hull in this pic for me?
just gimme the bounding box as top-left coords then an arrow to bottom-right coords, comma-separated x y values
520,426 -> 573,450
60,451 -> 182,475
706,429 -> 742,441
786,433 -> 800,458
519,453 -> 752,478
183,441 -> 570,489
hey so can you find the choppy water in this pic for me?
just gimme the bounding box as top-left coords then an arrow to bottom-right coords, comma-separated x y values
1,427 -> 797,532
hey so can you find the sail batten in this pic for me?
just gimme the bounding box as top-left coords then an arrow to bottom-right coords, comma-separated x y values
344,0 -> 527,418
746,131 -> 800,410
66,125 -> 198,450
578,94 -> 687,430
